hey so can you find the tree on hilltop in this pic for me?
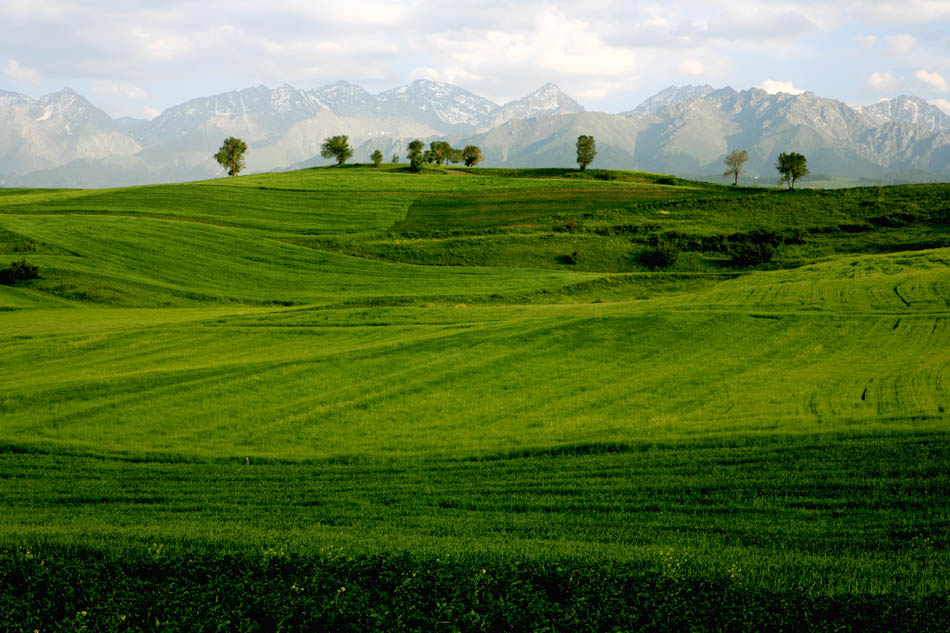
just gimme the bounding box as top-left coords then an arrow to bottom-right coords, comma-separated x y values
214,137 -> 247,177
775,152 -> 809,189
430,141 -> 453,165
321,135 -> 354,165
462,145 -> 483,167
576,135 -> 596,171
407,139 -> 424,172
723,149 -> 749,186
371,149 -> 384,167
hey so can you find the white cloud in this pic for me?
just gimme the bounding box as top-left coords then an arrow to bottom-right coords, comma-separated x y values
760,79 -> 805,95
933,98 -> 950,115
5,59 -> 39,82
914,69 -> 949,92
92,80 -> 147,99
143,105 -> 161,119
867,71 -> 903,92
410,67 -> 440,82
855,34 -> 877,48
886,33 -> 917,56
850,1 -> 950,23
429,6 -> 637,79
679,59 -> 704,76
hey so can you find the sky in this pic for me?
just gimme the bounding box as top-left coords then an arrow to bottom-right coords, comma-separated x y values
2,0 -> 949,119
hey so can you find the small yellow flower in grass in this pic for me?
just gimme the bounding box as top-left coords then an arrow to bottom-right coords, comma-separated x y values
481,569 -> 486,574
120,615 -> 127,621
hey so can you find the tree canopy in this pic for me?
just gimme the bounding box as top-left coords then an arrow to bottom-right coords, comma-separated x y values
462,145 -> 483,167
370,149 -> 384,167
214,137 -> 248,177
775,152 -> 809,189
321,135 -> 354,165
407,140 -> 424,172
723,149 -> 749,186
576,135 -> 596,171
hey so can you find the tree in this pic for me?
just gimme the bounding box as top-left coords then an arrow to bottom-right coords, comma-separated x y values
321,135 -> 354,165
448,148 -> 463,164
723,149 -> 749,186
391,154 -> 399,164
407,139 -> 424,172
462,145 -> 483,167
576,135 -> 596,171
775,152 -> 809,189
214,137 -> 247,177
430,141 -> 453,165
371,149 -> 384,167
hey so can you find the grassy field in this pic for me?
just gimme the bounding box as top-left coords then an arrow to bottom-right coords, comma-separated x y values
0,164 -> 948,631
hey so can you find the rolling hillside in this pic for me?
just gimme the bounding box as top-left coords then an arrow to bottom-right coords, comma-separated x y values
0,166 -> 948,630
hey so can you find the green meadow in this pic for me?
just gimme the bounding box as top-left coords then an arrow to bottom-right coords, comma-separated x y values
0,165 -> 947,631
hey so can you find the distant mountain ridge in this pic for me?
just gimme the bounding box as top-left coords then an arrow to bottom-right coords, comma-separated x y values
1,81 -> 949,187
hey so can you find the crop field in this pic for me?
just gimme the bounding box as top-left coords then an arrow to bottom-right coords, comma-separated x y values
0,164 -> 948,631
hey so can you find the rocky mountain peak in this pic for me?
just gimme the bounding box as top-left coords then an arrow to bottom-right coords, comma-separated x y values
626,84 -> 715,116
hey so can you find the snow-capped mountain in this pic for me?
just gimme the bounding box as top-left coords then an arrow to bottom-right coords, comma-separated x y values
0,87 -> 140,176
4,81 -> 950,187
857,95 -> 950,133
624,84 -> 714,116
376,79 -> 499,128
489,83 -> 584,127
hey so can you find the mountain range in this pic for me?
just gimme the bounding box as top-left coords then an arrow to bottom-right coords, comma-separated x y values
1,80 -> 949,187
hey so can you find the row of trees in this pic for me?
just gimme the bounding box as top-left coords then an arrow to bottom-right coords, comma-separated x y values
216,135 -> 806,188
724,149 -> 810,189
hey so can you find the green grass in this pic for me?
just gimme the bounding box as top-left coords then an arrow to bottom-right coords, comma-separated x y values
0,165 -> 948,629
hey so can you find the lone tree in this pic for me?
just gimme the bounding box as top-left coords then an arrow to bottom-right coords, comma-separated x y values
776,152 -> 809,189
321,135 -> 354,165
576,135 -> 596,171
371,149 -> 384,167
723,149 -> 749,186
462,145 -> 483,167
215,137 -> 247,177
391,153 -> 399,164
407,139 -> 424,172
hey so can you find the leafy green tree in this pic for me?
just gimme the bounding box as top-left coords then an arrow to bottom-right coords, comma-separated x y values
448,148 -> 463,164
423,149 -> 435,164
462,145 -> 483,167
371,149 -> 384,167
391,153 -> 399,164
775,152 -> 809,189
430,141 -> 454,165
321,135 -> 354,165
214,137 -> 248,177
576,135 -> 596,171
407,140 -> 424,172
723,149 -> 749,186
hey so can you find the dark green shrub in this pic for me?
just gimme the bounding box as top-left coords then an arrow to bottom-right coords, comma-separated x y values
0,259 -> 39,286
728,241 -> 775,266
641,238 -> 680,268
553,220 -> 580,233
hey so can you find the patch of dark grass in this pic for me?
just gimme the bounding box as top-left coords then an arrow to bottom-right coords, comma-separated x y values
1,545 -> 946,633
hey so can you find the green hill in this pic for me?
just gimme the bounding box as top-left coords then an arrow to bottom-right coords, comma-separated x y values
1,165 -> 948,630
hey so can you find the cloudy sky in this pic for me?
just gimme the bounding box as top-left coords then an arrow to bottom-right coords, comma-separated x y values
2,0 -> 949,119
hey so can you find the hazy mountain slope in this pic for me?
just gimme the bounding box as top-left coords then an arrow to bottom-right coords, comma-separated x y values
623,84 -> 714,115
858,95 -> 950,133
0,88 -> 140,176
487,83 -> 585,128
4,81 -> 950,187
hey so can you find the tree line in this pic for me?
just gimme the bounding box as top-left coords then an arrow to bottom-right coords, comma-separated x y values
216,135 -> 808,188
